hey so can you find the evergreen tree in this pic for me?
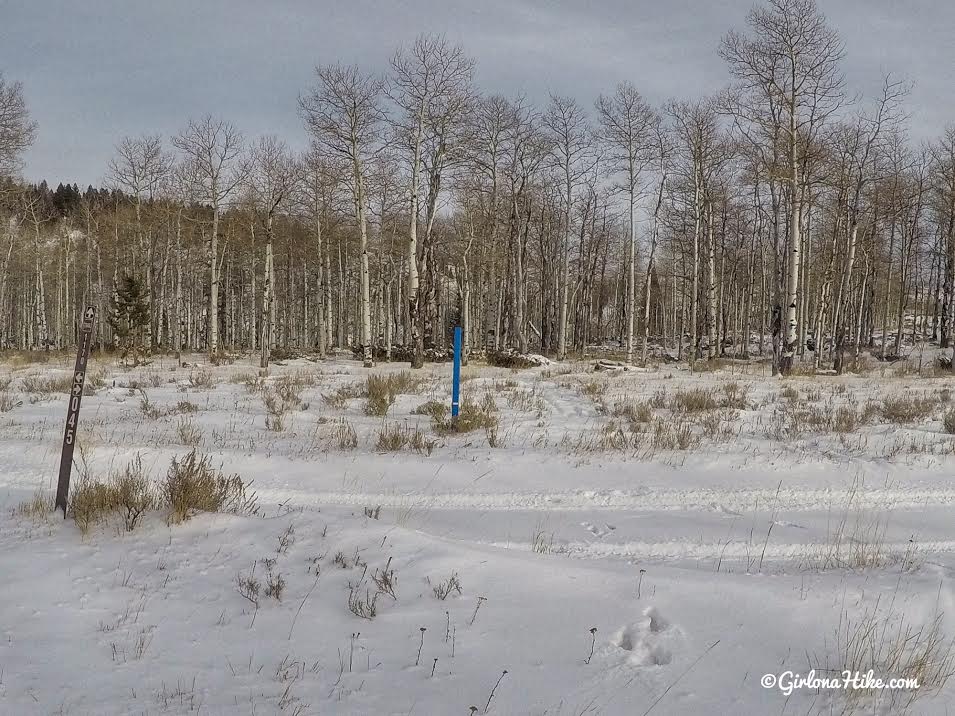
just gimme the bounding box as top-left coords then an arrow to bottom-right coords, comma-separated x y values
108,273 -> 150,365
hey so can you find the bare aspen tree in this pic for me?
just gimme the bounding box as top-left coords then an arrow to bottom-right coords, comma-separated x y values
501,97 -> 549,352
669,99 -> 725,361
108,134 -> 169,349
172,116 -> 245,358
0,73 -> 37,178
595,82 -> 658,364
20,191 -> 51,348
467,95 -> 513,351
0,73 -> 35,345
301,64 -> 384,367
829,77 -> 907,370
300,145 -> 342,358
543,95 -> 593,361
5,12 -> 953,375
721,0 -> 844,374
931,126 -> 955,367
244,136 -> 299,370
389,34 -> 474,368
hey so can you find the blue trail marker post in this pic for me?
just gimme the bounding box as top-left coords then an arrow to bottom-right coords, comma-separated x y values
451,326 -> 462,418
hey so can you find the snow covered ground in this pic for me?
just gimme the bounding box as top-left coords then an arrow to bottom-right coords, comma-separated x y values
3,352 -> 955,715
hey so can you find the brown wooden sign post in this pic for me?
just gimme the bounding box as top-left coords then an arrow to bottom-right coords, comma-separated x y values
55,305 -> 96,516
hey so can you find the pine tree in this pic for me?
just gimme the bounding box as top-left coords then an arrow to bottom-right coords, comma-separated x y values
108,273 -> 150,366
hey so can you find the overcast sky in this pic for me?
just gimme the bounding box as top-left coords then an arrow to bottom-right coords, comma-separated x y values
3,0 -> 953,187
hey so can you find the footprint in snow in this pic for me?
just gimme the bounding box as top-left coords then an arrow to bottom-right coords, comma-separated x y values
612,606 -> 681,667
581,521 -> 614,538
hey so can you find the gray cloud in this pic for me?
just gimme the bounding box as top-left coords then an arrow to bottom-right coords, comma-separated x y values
3,0 -> 952,186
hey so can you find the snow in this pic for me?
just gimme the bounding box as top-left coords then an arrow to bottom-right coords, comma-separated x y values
2,353 -> 955,714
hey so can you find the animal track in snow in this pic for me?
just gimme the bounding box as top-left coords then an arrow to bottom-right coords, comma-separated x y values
581,521 -> 617,538
612,606 -> 680,667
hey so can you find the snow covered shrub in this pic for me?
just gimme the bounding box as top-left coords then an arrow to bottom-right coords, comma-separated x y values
163,449 -> 257,524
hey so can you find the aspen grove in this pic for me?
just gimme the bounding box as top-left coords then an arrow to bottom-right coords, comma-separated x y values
3,1 -> 955,377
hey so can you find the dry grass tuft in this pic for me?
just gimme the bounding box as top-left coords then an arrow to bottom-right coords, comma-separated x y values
21,373 -> 75,395
880,394 -> 938,424
412,399 -> 448,421
375,422 -> 436,454
671,388 -> 719,413
14,489 -> 53,519
322,382 -> 362,409
0,392 -> 21,412
433,394 -> 498,435
364,371 -> 423,416
188,369 -> 216,390
176,417 -> 203,446
612,400 -> 653,425
333,418 -> 358,450
815,598 -> 955,713
163,449 -> 257,524
69,455 -> 155,534
944,409 -> 955,435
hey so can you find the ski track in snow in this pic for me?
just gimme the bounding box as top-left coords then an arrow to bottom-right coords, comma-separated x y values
260,485 -> 955,564
481,537 -> 944,561
257,485 -> 955,513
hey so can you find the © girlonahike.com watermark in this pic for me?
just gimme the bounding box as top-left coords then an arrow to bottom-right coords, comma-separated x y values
762,669 -> 919,696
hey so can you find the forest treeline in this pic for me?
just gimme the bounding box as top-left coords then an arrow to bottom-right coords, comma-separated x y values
2,0 -> 955,374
